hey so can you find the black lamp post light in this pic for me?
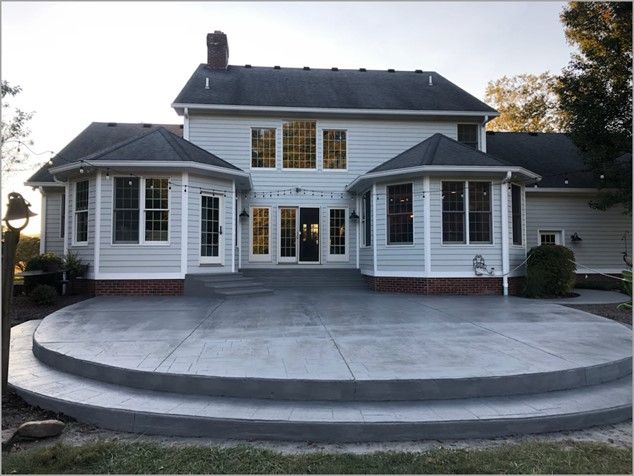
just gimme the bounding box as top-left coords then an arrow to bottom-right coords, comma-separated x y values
2,192 -> 36,393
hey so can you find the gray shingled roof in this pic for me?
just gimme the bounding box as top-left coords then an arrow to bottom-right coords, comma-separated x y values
368,133 -> 512,173
486,132 -> 596,188
27,123 -> 184,184
173,65 -> 498,113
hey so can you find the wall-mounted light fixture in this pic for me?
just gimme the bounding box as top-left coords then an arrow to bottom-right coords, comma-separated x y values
570,232 -> 583,242
349,210 -> 360,222
239,209 -> 249,219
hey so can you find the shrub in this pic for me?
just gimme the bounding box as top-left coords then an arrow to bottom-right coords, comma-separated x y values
25,252 -> 64,272
29,284 -> 58,305
15,236 -> 40,272
524,245 -> 576,298
64,252 -> 86,279
618,270 -> 632,311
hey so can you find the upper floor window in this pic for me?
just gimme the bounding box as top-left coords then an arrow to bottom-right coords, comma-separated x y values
457,124 -> 479,149
442,181 -> 492,244
323,129 -> 347,170
282,121 -> 316,169
113,177 -> 169,244
387,183 -> 413,244
74,181 -> 89,244
511,184 -> 522,245
251,128 -> 276,168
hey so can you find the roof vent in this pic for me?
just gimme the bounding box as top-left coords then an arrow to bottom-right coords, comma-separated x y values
142,123 -> 152,128
107,122 -> 117,127
274,65 -> 281,69
428,75 -> 433,86
528,132 -> 538,136
414,69 -> 423,73
387,68 -> 395,73
303,66 -> 310,70
244,64 -> 252,68
205,77 -> 210,89
359,68 -> 366,72
331,67 -> 339,71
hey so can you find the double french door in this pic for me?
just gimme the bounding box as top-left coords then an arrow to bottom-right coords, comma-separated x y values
278,207 -> 320,263
200,194 -> 224,264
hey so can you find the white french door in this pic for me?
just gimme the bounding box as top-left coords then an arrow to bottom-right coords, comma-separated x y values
200,194 -> 224,264
278,207 -> 298,263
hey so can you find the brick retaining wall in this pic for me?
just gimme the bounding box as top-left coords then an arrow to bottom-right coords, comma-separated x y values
93,279 -> 184,296
364,275 -> 525,296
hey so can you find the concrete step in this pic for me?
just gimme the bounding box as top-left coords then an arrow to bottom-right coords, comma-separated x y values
11,321 -> 632,442
216,287 -> 274,296
241,269 -> 366,289
205,280 -> 260,289
184,273 -> 272,298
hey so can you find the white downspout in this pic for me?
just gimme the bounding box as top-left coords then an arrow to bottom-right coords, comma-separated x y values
237,193 -> 242,270
500,171 -> 511,296
231,181 -> 236,273
39,187 -> 46,253
63,183 -> 69,257
183,108 -> 190,141
481,115 -> 488,153
372,183 -> 378,276
355,195 -> 360,269
94,172 -> 101,278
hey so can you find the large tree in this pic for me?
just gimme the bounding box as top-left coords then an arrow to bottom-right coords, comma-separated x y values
485,73 -> 562,132
1,80 -> 34,175
556,2 -> 632,212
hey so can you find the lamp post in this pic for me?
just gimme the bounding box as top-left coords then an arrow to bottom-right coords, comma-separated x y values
2,192 -> 36,393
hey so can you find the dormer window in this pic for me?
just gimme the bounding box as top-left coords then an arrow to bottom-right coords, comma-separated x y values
282,121 -> 316,169
457,124 -> 479,149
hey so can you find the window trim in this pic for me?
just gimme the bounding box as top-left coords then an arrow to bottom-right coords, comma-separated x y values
72,180 -> 89,246
457,123 -> 480,150
361,190 -> 372,247
538,229 -> 564,246
249,126 -> 277,170
327,207 -> 349,261
110,176 -> 171,247
281,119 -> 318,171
249,206 -> 272,262
440,180 -> 495,246
385,181 -> 415,246
321,128 -> 348,172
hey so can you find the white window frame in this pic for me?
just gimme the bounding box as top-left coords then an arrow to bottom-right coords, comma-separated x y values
111,176 -> 170,246
538,229 -> 564,246
281,119 -> 318,171
385,181 -> 415,247
199,192 -> 225,265
321,128 -> 348,172
249,206 -> 272,262
73,180 -> 89,246
249,126 -> 277,170
440,180 -> 494,246
327,207 -> 349,262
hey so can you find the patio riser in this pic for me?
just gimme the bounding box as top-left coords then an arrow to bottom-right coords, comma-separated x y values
32,338 -> 632,402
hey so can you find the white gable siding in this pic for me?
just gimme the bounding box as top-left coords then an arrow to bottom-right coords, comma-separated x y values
526,192 -> 632,272
43,191 -> 65,256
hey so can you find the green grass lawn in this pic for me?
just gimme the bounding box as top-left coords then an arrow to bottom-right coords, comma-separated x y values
2,441 -> 631,474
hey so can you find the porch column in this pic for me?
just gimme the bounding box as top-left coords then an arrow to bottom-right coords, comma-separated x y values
423,176 -> 431,275
500,175 -> 510,295
94,171 -> 101,277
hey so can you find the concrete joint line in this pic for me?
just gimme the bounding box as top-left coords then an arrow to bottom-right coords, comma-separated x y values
313,308 -> 356,382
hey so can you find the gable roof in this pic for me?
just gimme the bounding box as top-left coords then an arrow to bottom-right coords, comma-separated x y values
173,65 -> 498,114
26,122 -> 184,185
369,133 -> 512,174
486,132 -> 596,188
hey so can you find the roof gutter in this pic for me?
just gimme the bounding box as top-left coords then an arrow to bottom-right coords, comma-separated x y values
345,165 -> 541,192
24,181 -> 65,188
171,102 -> 500,118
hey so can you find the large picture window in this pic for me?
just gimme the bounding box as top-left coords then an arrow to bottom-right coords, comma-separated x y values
442,181 -> 492,244
113,177 -> 169,244
323,129 -> 347,170
387,183 -> 413,244
362,190 -> 372,246
457,124 -> 479,149
511,184 -> 522,245
74,180 -> 89,244
329,208 -> 346,257
282,121 -> 316,169
251,207 -> 270,258
251,128 -> 276,168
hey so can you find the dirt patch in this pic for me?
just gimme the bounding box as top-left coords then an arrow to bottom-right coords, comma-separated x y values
565,303 -> 632,326
9,294 -> 91,327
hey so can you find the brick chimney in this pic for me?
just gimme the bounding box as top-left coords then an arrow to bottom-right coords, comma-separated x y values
207,31 -> 229,69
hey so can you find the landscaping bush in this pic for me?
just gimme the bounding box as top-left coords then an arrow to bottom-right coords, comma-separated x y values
524,245 -> 576,298
25,252 -> 64,272
618,269 -> 632,311
64,252 -> 87,279
29,284 -> 58,305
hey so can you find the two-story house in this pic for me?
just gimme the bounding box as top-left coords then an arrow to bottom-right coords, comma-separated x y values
26,31 -> 631,296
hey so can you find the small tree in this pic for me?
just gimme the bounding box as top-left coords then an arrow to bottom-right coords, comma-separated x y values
15,236 -> 40,272
1,81 -> 35,176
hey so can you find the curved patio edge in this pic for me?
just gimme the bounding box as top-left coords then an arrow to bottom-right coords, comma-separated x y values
32,331 -> 632,402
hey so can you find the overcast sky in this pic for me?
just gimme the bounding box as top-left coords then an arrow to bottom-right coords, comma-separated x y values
2,1 -> 572,234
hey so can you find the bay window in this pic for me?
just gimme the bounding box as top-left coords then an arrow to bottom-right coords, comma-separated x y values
442,181 -> 492,244
468,182 -> 492,243
74,180 -> 89,244
387,183 -> 413,244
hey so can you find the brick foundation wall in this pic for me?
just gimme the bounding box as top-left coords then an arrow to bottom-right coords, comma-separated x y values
575,272 -> 624,290
93,279 -> 184,296
364,275 -> 525,296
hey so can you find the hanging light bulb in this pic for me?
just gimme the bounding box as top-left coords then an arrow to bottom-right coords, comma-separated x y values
105,169 -> 110,180
564,177 -> 569,185
600,174 -> 605,180
128,179 -> 133,186
79,166 -> 85,174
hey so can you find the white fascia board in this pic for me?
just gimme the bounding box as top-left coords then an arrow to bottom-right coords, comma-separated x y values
346,165 -> 541,192
24,181 -> 65,188
49,161 -> 253,189
171,102 -> 500,119
525,187 -> 606,193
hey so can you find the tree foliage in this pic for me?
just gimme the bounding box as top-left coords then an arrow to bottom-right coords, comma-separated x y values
1,80 -> 34,175
485,73 -> 562,132
555,2 -> 632,212
15,235 -> 40,272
